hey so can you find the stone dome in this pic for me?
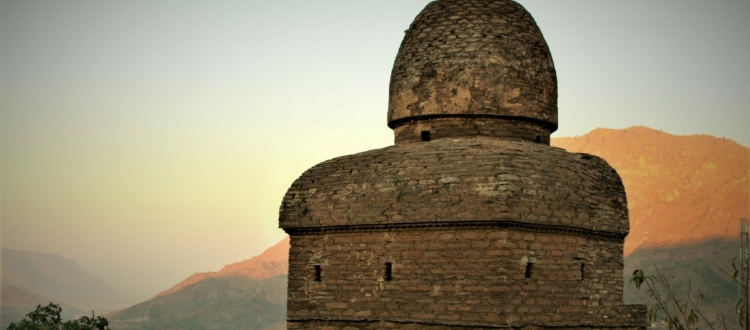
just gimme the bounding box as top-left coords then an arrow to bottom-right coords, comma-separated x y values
388,0 -> 557,143
280,1 -> 646,326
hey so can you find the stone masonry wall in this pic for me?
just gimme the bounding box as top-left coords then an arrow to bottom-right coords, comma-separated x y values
279,139 -> 629,236
288,319 -> 647,330
393,117 -> 550,145
286,228 -> 646,329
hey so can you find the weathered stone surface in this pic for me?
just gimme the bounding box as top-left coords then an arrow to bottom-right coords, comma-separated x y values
279,138 -> 628,236
286,229 -> 644,328
388,0 -> 557,132
394,117 -> 550,145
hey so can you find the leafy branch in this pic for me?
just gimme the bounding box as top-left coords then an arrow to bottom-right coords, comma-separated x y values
715,258 -> 749,330
630,264 -> 738,330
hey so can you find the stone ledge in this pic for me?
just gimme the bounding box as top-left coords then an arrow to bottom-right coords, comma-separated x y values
287,313 -> 649,329
284,220 -> 627,241
388,113 -> 556,133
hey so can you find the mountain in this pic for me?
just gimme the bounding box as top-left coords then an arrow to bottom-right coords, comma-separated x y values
154,236 -> 289,298
552,126 -> 749,255
1,286 -> 87,329
1,249 -> 118,310
555,127 -> 747,327
108,275 -> 287,330
107,237 -> 289,330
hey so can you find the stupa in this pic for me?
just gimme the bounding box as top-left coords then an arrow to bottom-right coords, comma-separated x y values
279,0 -> 647,328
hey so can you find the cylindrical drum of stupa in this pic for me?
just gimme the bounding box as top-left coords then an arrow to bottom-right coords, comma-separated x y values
279,0 -> 647,328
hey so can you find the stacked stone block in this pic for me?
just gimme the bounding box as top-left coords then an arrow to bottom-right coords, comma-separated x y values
286,229 -> 644,328
388,0 -> 557,131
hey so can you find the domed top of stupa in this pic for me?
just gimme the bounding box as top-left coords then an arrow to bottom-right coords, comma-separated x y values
388,0 -> 558,140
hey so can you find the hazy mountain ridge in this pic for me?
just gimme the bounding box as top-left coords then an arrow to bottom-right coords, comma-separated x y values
106,239 -> 290,330
1,248 -> 118,310
154,237 -> 289,298
552,126 -> 749,255
108,275 -> 286,330
1,286 -> 86,329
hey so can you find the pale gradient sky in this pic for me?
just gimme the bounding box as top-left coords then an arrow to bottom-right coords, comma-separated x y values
1,0 -> 748,308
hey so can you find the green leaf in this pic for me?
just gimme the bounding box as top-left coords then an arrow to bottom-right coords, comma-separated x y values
630,269 -> 645,289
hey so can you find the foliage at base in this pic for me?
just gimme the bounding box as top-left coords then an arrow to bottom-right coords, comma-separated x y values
6,303 -> 109,330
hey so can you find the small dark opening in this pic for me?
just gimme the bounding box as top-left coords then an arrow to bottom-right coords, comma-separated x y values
314,265 -> 321,282
535,136 -> 541,143
385,262 -> 392,281
580,263 -> 585,280
421,131 -> 431,142
525,262 -> 533,279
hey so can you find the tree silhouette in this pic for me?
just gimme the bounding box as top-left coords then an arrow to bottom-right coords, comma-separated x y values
6,302 -> 109,330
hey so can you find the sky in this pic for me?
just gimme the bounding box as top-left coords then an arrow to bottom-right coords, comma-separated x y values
1,0 -> 748,309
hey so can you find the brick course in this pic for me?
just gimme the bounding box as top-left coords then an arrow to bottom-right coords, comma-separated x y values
286,229 -> 643,328
393,117 -> 550,145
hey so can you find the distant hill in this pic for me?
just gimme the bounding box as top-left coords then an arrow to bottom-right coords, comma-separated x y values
1,249 -> 118,310
154,236 -> 289,298
107,238 -> 289,330
552,126 -> 749,255
1,286 -> 86,329
623,238 -> 739,329
108,275 -> 286,330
